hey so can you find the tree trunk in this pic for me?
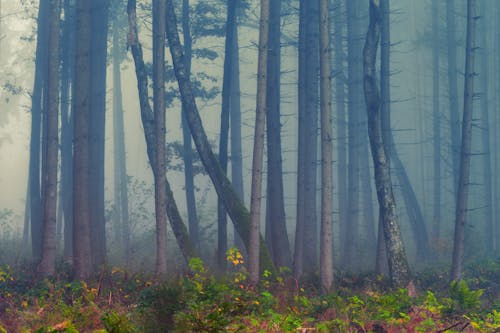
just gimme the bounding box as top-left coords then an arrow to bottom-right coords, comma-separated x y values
451,0 -> 476,281
265,0 -> 292,270
333,0 -> 347,273
319,0 -> 333,293
112,11 -> 130,265
38,0 -> 60,277
73,0 -> 93,280
294,0 -> 319,278
181,0 -> 199,254
363,0 -> 410,288
479,0 -> 493,254
447,0 -> 460,197
29,0 -> 50,262
153,0 -> 168,275
127,0 -> 196,263
342,0 -> 362,269
432,0 -> 441,242
61,0 -> 75,262
217,0 -> 238,271
248,0 -> 270,284
164,0 -> 274,273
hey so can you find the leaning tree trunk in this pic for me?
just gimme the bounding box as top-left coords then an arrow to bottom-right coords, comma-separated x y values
319,0 -> 333,293
363,0 -> 410,288
126,0 -> 196,264
38,0 -> 60,277
164,0 -> 274,273
451,0 -> 476,282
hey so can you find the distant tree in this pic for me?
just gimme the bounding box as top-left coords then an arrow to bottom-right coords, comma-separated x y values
451,0 -> 476,282
363,0 -> 410,287
319,0 -> 333,293
38,0 -> 60,277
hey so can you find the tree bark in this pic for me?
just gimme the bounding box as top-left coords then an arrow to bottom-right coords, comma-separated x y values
181,0 -> 199,254
451,0 -> 476,282
73,0 -> 93,280
38,0 -> 60,277
164,0 -> 274,273
363,0 -> 410,288
248,0 -> 270,284
217,0 -> 238,271
127,0 -> 196,263
29,0 -> 50,262
319,0 -> 333,293
265,0 -> 292,270
89,0 -> 109,270
152,0 -> 168,275
432,0 -> 441,243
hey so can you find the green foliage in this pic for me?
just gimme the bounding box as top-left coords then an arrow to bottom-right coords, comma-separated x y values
102,312 -> 136,333
448,280 -> 483,313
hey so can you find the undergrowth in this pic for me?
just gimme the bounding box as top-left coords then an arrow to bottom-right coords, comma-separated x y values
0,252 -> 499,332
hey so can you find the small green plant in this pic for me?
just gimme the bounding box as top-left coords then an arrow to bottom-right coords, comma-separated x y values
449,280 -> 483,313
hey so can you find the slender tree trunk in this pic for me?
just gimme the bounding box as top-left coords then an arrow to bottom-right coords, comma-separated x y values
61,0 -> 74,262
265,0 -> 292,270
181,0 -> 199,253
343,0 -> 362,269
432,0 -> 441,242
112,12 -> 130,265
217,0 -> 238,271
294,0 -> 319,278
127,0 -> 196,263
29,0 -> 50,262
73,0 -> 93,280
451,0 -> 476,281
89,0 -> 109,270
447,0 -> 460,197
248,0 -> 270,285
319,0 -> 333,292
153,0 -> 168,275
479,0 -> 493,254
333,0 -> 347,272
38,0 -> 60,277
364,0 -> 410,288
164,0 -> 274,273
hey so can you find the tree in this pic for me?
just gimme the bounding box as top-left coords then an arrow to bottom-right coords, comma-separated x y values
248,0 -> 270,284
88,0 -> 110,270
126,0 -> 196,263
319,0 -> 333,293
265,0 -> 291,270
164,0 -> 274,273
152,0 -> 168,275
217,0 -> 238,271
432,0 -> 441,242
363,0 -> 410,287
294,0 -> 319,278
73,0 -> 93,280
38,0 -> 60,277
28,0 -> 49,262
451,0 -> 476,282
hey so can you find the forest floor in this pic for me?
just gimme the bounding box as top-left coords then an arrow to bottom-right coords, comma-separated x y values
1,255 -> 500,332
